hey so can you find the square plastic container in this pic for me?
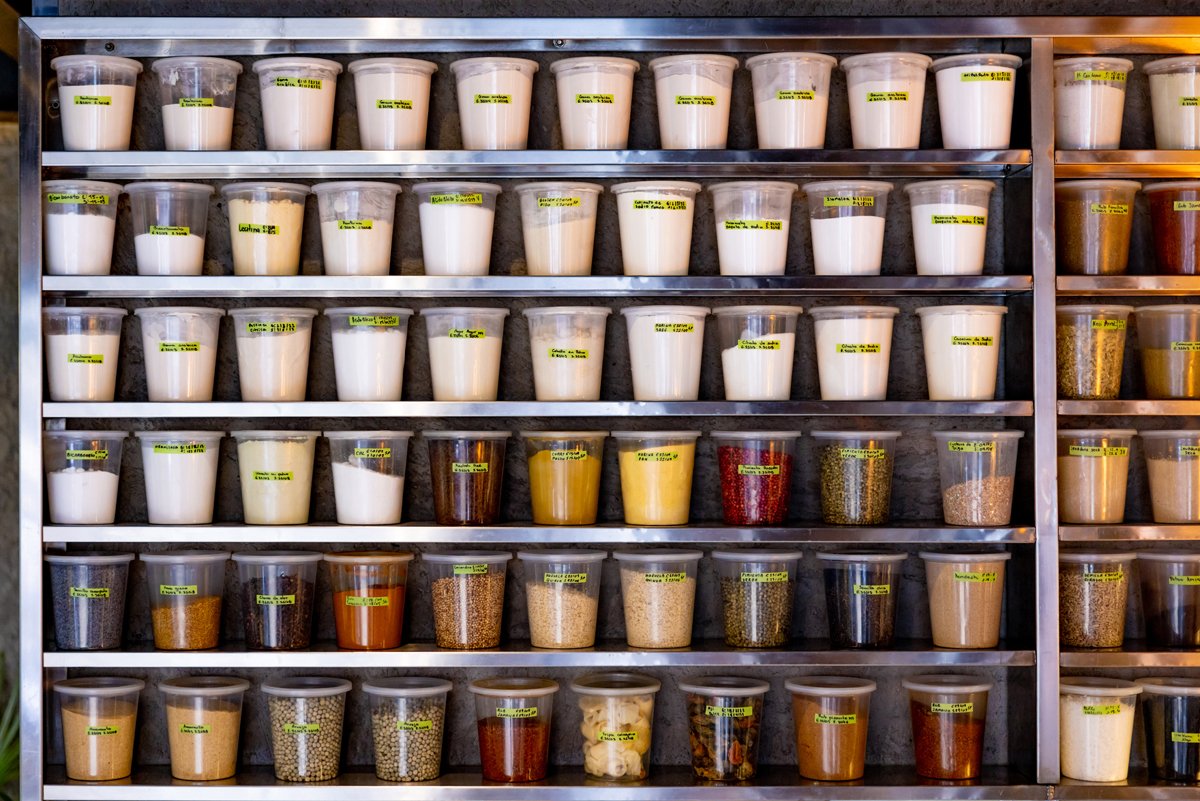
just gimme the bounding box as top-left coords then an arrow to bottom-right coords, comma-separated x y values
53,677 -> 145,781
515,182 -> 603,276
1137,677 -> 1200,783
746,52 -> 836,149
1054,57 -> 1132,149
1060,677 -> 1142,782
802,181 -> 893,275
228,308 -> 317,402
712,431 -> 800,525
648,55 -> 738,149
841,52 -> 932,149
812,431 -> 901,525
1135,305 -> 1200,399
517,549 -> 606,649
522,431 -> 606,525
468,678 -> 558,782
916,305 -> 1007,401
1059,551 -> 1135,648
930,54 -> 1021,149
785,676 -> 876,781
252,57 -> 342,150
43,306 -> 127,402
46,551 -> 133,650
43,180 -> 122,275
905,180 -> 995,276
140,550 -> 229,650
44,430 -> 126,525
361,677 -> 452,782
231,550 -> 320,650
1138,551 -> 1200,649
325,550 -> 413,650
151,57 -> 242,151
811,306 -> 899,400
424,550 -> 511,649
158,676 -> 249,781
425,431 -> 509,525
620,306 -> 709,400
450,57 -> 539,150
412,182 -> 502,276
709,181 -> 799,276
613,549 -> 702,648
1055,180 -> 1141,275
714,305 -> 803,401
135,430 -> 223,524
931,430 -> 1023,526
1145,181 -> 1200,275
233,430 -> 318,525
51,55 -> 142,151
125,181 -> 213,276
422,307 -> 509,400
678,676 -> 770,781
569,672 -> 660,781
902,674 -> 992,780
348,58 -> 438,151
1142,430 -> 1200,523
611,181 -> 702,276
326,431 -> 412,525
1057,429 -> 1134,525
920,551 -> 1011,649
1055,305 -> 1133,400
222,182 -> 310,276
817,551 -> 907,648
134,307 -> 222,402
523,307 -> 610,401
312,181 -> 401,276
324,307 -> 413,402
613,431 -> 699,526
261,677 -> 352,782
550,57 -> 639,149
712,549 -> 802,648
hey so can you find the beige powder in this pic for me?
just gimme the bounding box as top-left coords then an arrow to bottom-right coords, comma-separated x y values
228,198 -> 305,275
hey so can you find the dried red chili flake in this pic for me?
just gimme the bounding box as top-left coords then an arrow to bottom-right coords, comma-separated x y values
717,445 -> 794,525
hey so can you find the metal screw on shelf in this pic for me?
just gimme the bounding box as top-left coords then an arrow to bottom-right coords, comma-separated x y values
552,39 -> 565,48
104,42 -> 115,52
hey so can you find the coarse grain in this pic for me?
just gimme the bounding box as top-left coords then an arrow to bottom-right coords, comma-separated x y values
526,582 -> 598,649
49,561 -> 128,650
370,697 -> 446,781
165,699 -> 242,781
619,568 -> 695,648
431,572 -> 505,649
942,475 -> 1016,526
1056,321 -> 1126,400
1059,565 -> 1128,648
242,575 -> 315,650
1055,196 -> 1132,276
61,701 -> 137,782
151,594 -> 222,650
818,444 -> 892,525
719,575 -> 794,648
267,693 -> 346,782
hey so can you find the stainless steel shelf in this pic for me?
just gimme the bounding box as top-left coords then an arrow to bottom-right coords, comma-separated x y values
1060,645 -> 1200,668
1060,525 -> 1200,542
1056,149 -> 1200,178
1057,275 -> 1200,296
1057,400 -> 1200,417
1057,771 -> 1199,799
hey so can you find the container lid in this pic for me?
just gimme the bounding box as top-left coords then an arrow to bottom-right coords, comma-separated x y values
44,551 -> 135,565
1133,304 -> 1200,316
362,677 -> 454,697
620,305 -> 711,317
522,306 -> 612,319
311,181 -> 402,196
1059,551 -> 1137,564
1136,677 -> 1200,696
610,430 -> 701,440
53,677 -> 146,697
841,52 -> 933,71
1054,56 -> 1134,70
1136,551 -> 1200,563
801,179 -> 894,195
468,677 -> 559,697
519,430 -> 609,440
324,430 -> 414,440
158,676 -> 251,697
904,179 -> 996,196
810,430 -> 902,440
919,551 -> 1012,563
134,306 -> 225,319
231,430 -> 320,440
43,429 -> 129,442
230,550 -> 323,564
930,53 -> 1023,73
785,676 -> 878,696
513,181 -> 604,195
227,307 -> 319,319
570,672 -> 662,696
711,305 -> 804,317
43,179 -> 123,196
252,56 -> 344,75
902,675 -> 994,694
151,56 -> 243,74
816,551 -> 908,563
808,305 -> 900,318
1142,180 -> 1200,193
140,550 -> 231,564
708,180 -> 800,195
711,549 -> 804,562
49,54 -> 143,73
517,549 -> 608,563
1144,56 -> 1200,75
1055,304 -> 1135,315
43,306 -> 128,319
709,430 -> 801,440
1055,179 -> 1142,192
932,430 -> 1025,441
449,56 -> 540,74
135,430 -> 225,443
678,676 -> 770,696
124,181 -> 215,197
261,677 -> 353,697
421,430 -> 511,440
221,181 -> 311,197
1138,429 -> 1200,439
915,304 -> 1008,317
610,180 -> 703,195
745,52 -> 838,70
324,306 -> 414,318
1057,428 -> 1137,438
1060,677 -> 1142,697
348,57 -> 438,76
422,550 -> 512,565
613,549 -> 704,563
411,181 -> 503,195
648,53 -> 739,71
323,550 -> 415,565
549,56 -> 641,74
419,306 -> 509,318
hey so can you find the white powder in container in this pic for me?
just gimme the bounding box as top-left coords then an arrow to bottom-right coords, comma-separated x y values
910,203 -> 989,276
649,55 -> 736,149
418,202 -> 495,275
234,329 -> 312,401
529,324 -> 607,401
613,183 -> 700,276
622,307 -> 708,401
320,218 -> 393,276
136,309 -> 220,402
331,462 -> 404,524
331,326 -> 407,401
47,468 -> 120,525
45,214 -> 116,276
134,232 -> 206,276
810,216 -> 885,275
720,332 -> 796,401
716,221 -> 789,276
812,309 -> 896,400
350,58 -> 437,150
255,59 -> 341,151
916,306 -> 1005,401
235,436 -> 316,525
45,332 -> 122,402
932,61 -> 1017,149
1059,689 -> 1138,782
162,105 -> 234,151
451,58 -> 537,150
58,84 -> 137,151
427,335 -> 504,401
138,437 -> 220,524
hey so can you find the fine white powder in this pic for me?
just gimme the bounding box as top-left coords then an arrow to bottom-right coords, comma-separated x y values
45,332 -> 121,401
331,461 -> 405,524
846,77 -> 925,149
813,315 -> 894,400
918,311 -> 1002,401
625,313 -> 705,401
522,213 -> 596,276
720,331 -> 796,401
715,222 -> 789,276
653,72 -> 732,149
259,78 -> 337,150
419,201 -> 495,275
134,232 -> 206,276
1056,80 -> 1126,149
161,104 -> 234,151
529,324 -> 606,401
1150,71 -> 1200,149
910,203 -> 989,276
810,216 -> 885,275
1059,695 -> 1136,782
615,192 -> 695,276
455,68 -> 535,150
45,213 -> 116,276
140,445 -> 219,524
354,70 -> 432,150
331,327 -> 406,401
427,335 -> 503,400
58,84 -> 136,150
234,329 -> 311,401
48,468 -> 120,525
139,313 -> 218,402
320,218 -> 394,276
555,68 -> 634,149
934,65 -> 1016,149
228,198 -> 305,276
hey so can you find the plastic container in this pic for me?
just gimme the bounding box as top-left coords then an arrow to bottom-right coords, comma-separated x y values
228,307 -> 317,402
812,430 -> 901,525
222,182 -> 310,276
1060,677 -> 1142,782
1142,430 -> 1200,523
135,431 -> 223,524
134,307 -> 222,402
517,549 -> 606,649
522,431 -> 606,525
423,307 -> 509,400
817,551 -> 907,648
931,431 -> 1022,526
1146,181 -> 1200,275
920,551 -> 1011,649
44,430 -> 126,525
648,54 -> 738,149
54,332 -> 99,409
1055,180 -> 1141,275
515,182 -> 602,276
930,54 -> 1021,149
1055,57 -> 1133,150
348,57 -> 438,150
53,677 -> 145,781
450,56 -> 539,150
312,181 -> 401,276
1057,429 -> 1134,524
125,181 -> 213,276
679,676 -> 769,781
46,551 -> 133,650
611,181 -> 702,276
253,57 -> 342,150
523,307 -> 610,400
326,431 -> 412,525
425,431 -> 509,526
713,305 -> 802,400
785,676 -> 877,781
424,550 -> 511,649
712,431 -> 801,526
468,677 -> 558,782
712,549 -> 802,648
324,307 -> 413,401
1055,305 -> 1134,400
325,551 -> 414,650
810,306 -> 899,400
151,57 -> 242,151
802,181 -> 893,275
261,677 -> 352,782
140,550 -> 229,650
1138,551 -> 1200,649
569,673 -> 660,781
51,55 -> 142,151
1059,551 -> 1135,649
158,676 -> 250,781
1147,57 -> 1200,149
902,675 -> 992,780
905,180 -> 995,275
361,677 -> 453,782
841,52 -> 932,149
620,305 -> 709,401
613,431 -> 700,526
916,305 -> 1007,400
1137,677 -> 1200,783
1135,305 -> 1200,399
232,430 -> 318,525
613,549 -> 702,648
709,181 -> 799,276
231,550 -> 321,650
550,57 -> 640,149
412,182 -> 501,276
746,52 -> 837,149
43,180 -> 122,275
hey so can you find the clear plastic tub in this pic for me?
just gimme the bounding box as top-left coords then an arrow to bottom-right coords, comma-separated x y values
649,54 -> 738,149
515,182 -> 602,276
158,676 -> 249,781
53,677 -> 145,781
920,551 -> 1011,649
746,52 -> 837,149
841,52 -> 932,149
1055,180 -> 1141,275
1142,430 -> 1200,523
46,551 -> 133,650
43,180 -> 122,275
550,57 -> 639,149
312,181 -> 400,276
903,675 -> 991,780
905,180 -> 995,276
522,431 -> 606,525
1135,305 -> 1200,399
261,677 -> 352,782
930,54 -> 1021,149
620,305 -> 709,400
134,306 -> 222,402
1146,57 -> 1200,149
426,431 -> 509,525
1059,551 -> 1135,648
709,181 -> 799,276
231,550 -> 320,650
1057,429 -> 1135,524
712,549 -> 802,647
614,549 -> 702,648
1137,677 -> 1200,783
326,431 -> 412,525
679,676 -> 769,781
1138,551 -> 1200,649
325,550 -> 413,650
51,55 -> 142,151
135,430 -> 223,524
228,307 -> 317,402
569,672 -> 660,781
151,57 -> 242,151
44,430 -> 126,525
232,430 -> 318,525
802,181 -> 893,275
611,181 -> 702,276
1055,57 -> 1133,150
422,307 -> 509,401
523,307 -> 610,401
1060,677 -> 1142,782
1055,304 -> 1133,400
1145,181 -> 1200,275
714,305 -> 803,400
517,549 -> 606,648
811,306 -> 899,400
126,181 -> 213,276
222,182 -> 310,276
916,305 -> 1007,400
361,677 -> 452,782
41,304 -> 111,383
140,550 -> 229,650
253,57 -> 342,150
712,431 -> 800,526
932,431 -> 1023,526
613,431 -> 700,526
812,430 -> 900,525
451,57 -> 539,150
348,57 -> 438,150
786,676 -> 876,781
817,551 -> 907,648
469,677 -> 558,782
424,551 -> 511,649
324,306 -> 413,401
413,182 -> 502,276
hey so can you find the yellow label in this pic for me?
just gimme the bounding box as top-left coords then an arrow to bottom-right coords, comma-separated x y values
149,225 -> 190,236
932,214 -> 986,225
931,702 -> 974,714
252,471 -> 293,481
1083,571 -> 1124,582
1172,732 -> 1200,743
854,584 -> 890,595
1175,200 -> 1200,211
179,723 -> 211,734
353,447 -> 392,459
158,342 -> 200,353
349,315 -> 399,327
454,563 -> 489,575
474,94 -> 512,104
737,339 -> 781,350
337,219 -> 373,230
153,443 -> 206,454
839,447 -> 886,460
549,347 -> 589,359
179,97 -> 214,108
738,464 -> 781,475
65,448 -> 107,460
1083,704 -> 1122,716
1074,70 -> 1126,82
645,571 -> 686,583
1181,445 -> 1200,457
550,449 -> 587,461
284,723 -> 320,733
1068,445 -> 1129,457
707,705 -> 752,717
675,95 -> 716,106
74,95 -> 111,106
724,220 -> 783,231
1091,319 -> 1126,330
69,587 -> 110,599
430,193 -> 483,205
160,584 -> 198,596
238,223 -> 279,235
836,343 -> 880,354
67,353 -> 103,364
1169,575 -> 1200,586
449,328 -> 486,339
346,595 -> 389,607
256,594 -> 295,605
544,572 -> 588,584
948,441 -> 995,453
653,322 -> 694,333
1171,341 -> 1200,351
451,462 -> 488,473
599,730 -> 637,741
47,192 -> 109,205
396,720 -> 433,731
740,571 -> 787,582
376,99 -> 413,110
86,726 -> 119,735
952,336 -> 994,346
1181,97 -> 1200,107
954,571 -> 998,583
496,707 -> 537,718
245,321 -> 297,334
575,93 -> 615,104
824,196 -> 874,207
274,77 -> 322,89
776,89 -> 815,100
537,197 -> 582,208
633,199 -> 688,211
815,713 -> 858,724
866,91 -> 908,102
636,450 -> 678,462
1089,203 -> 1129,215
961,71 -> 1013,82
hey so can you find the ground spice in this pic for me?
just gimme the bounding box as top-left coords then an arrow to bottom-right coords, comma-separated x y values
1143,347 -> 1200,399
334,585 -> 405,650
1055,195 -> 1133,275
910,699 -> 985,780
242,575 -> 314,650
1059,563 -> 1128,648
61,701 -> 137,781
685,692 -> 762,781
1148,187 -> 1200,275
165,699 -> 241,780
817,443 -> 893,525
719,575 -> 794,647
792,695 -> 868,781
429,438 -> 505,525
1056,321 -> 1127,400
823,562 -> 898,648
477,716 -> 550,782
431,572 -> 505,649
151,594 -> 222,650
717,445 -> 793,525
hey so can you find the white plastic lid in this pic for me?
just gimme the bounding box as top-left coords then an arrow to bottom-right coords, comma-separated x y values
422,550 -> 512,564
45,551 -> 135,565
745,52 -> 838,70
261,677 -> 353,697
43,306 -> 128,320
324,307 -> 414,319
1058,429 -> 1137,439
323,550 -> 414,565
468,677 -> 558,697
221,181 -> 311,197
227,307 -> 319,320
421,430 -> 510,440
1137,677 -> 1200,696
231,430 -> 320,441
678,676 -> 770,696
919,551 -> 1012,563
916,304 -> 1008,317
1144,56 -> 1200,75
252,57 -> 343,75
522,306 -> 612,319
54,677 -> 146,697
902,674 -> 994,694
930,53 -> 1023,73
712,305 -> 804,317
810,430 -> 902,440
613,549 -> 704,563
611,180 -> 702,195
1060,677 -> 1142,697
231,550 -> 323,565
610,430 -> 701,440
841,52 -> 933,72
43,430 -> 129,442
450,56 -> 540,74
44,179 -> 123,198
708,180 -> 800,195
517,549 -> 607,563
50,55 -> 143,74
785,676 -> 878,696
151,56 -> 244,74
817,551 -> 908,563
134,306 -> 224,319
1136,551 -> 1200,563
550,56 -> 641,75
1059,551 -> 1137,564
801,180 -> 894,195
1055,304 -> 1135,316
348,57 -> 438,76
311,181 -> 402,197
323,430 -> 414,440
711,549 -> 804,562
140,550 -> 231,564
135,430 -> 225,444
620,305 -> 711,318
1054,56 -> 1133,71
158,676 -> 251,697
710,431 -> 801,440
519,431 -> 609,440
809,305 -> 900,319
122,181 -> 216,197
513,181 -> 604,196
570,673 -> 662,696
362,677 -> 453,697
904,179 -> 997,195
420,306 -> 509,319
412,181 -> 503,196
648,54 -> 739,71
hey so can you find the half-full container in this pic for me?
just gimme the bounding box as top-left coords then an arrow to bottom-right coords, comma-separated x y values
44,430 -> 126,525
712,549 -> 802,648
1135,305 -> 1200,399
620,306 -> 708,400
649,54 -> 738,149
349,57 -> 438,150
920,551 -> 1010,649
1137,677 -> 1200,783
1142,430 -> 1200,523
312,181 -> 400,276
1054,57 -> 1132,149
468,677 -> 558,782
1147,57 -> 1200,150
516,182 -> 602,276
362,677 -> 452,782
151,57 -> 242,151
523,431 -> 606,525
612,181 -> 701,276
451,57 -> 539,150
1057,429 -> 1134,525
222,182 -> 310,276
326,431 -> 412,525
905,180 -> 994,275
135,430 -> 223,524
812,430 -> 900,525
786,676 -> 876,781
424,551 -> 511,649
818,551 -> 907,648
1055,305 -> 1133,400
841,52 -> 932,149
158,676 -> 249,781
1060,677 -> 1142,782
679,676 -> 769,781
1055,180 -> 1140,275
43,180 -> 122,275
135,306 -> 222,402
904,675 -> 991,780
231,550 -> 321,650
1138,551 -> 1200,649
1146,181 -> 1200,275
802,180 -> 892,275
712,431 -> 800,525
228,307 -> 317,401
252,57 -> 342,150
232,430 -> 318,525
569,673 -> 660,781
523,306 -> 610,401
325,307 -> 413,401
261,677 -> 352,782
930,54 -> 1021,149
932,430 -> 1022,526
518,549 -> 606,649
614,549 -> 702,648
126,181 -> 213,276
325,550 -> 413,650
53,677 -> 145,781
811,306 -> 899,400
710,181 -> 798,276
46,551 -> 133,650
51,55 -> 142,151
423,307 -> 509,401
1059,551 -> 1135,649
714,305 -> 802,400
425,431 -> 509,525
613,431 -> 699,526
746,52 -> 836,149
140,550 -> 229,650
550,57 -> 639,149
413,182 -> 501,276
917,305 -> 1007,400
